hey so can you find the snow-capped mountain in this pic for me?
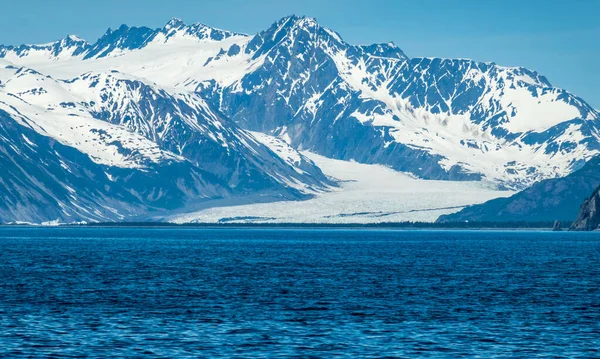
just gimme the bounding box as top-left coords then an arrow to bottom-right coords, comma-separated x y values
0,15 -> 598,222
196,16 -> 600,189
0,59 -> 331,223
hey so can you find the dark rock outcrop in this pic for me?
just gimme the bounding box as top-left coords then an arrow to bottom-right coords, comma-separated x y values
570,186 -> 600,231
552,220 -> 562,231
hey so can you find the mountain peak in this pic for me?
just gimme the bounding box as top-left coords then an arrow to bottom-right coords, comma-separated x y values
165,17 -> 185,29
83,24 -> 156,59
294,16 -> 319,27
357,41 -> 408,60
102,24 -> 134,36
279,15 -> 321,30
159,18 -> 245,42
64,34 -> 86,43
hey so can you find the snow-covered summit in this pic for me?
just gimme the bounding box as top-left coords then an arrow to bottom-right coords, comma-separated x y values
159,17 -> 246,42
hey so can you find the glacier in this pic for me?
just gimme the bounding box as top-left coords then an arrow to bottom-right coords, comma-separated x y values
169,152 -> 514,224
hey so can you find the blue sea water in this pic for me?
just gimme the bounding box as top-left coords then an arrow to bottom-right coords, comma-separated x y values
0,227 -> 599,358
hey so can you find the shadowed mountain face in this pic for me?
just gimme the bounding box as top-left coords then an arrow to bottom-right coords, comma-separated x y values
0,110 -> 230,222
0,16 -> 599,223
437,157 -> 600,223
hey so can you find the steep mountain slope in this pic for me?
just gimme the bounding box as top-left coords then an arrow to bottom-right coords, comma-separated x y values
0,109 -> 141,223
437,156 -> 600,223
0,108 -> 232,223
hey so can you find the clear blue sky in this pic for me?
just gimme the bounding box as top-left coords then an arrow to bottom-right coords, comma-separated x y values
1,0 -> 598,107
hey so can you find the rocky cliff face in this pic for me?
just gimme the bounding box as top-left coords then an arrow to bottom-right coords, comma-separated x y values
570,187 -> 600,231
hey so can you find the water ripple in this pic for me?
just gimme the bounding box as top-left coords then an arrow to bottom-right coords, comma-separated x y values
1,228 -> 599,357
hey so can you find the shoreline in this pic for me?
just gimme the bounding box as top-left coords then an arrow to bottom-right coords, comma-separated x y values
0,221 -> 568,231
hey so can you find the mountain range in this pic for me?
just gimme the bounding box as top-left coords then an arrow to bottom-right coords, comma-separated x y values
0,16 -> 598,223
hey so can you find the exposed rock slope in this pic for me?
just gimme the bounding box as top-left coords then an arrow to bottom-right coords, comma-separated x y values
438,157 -> 600,223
